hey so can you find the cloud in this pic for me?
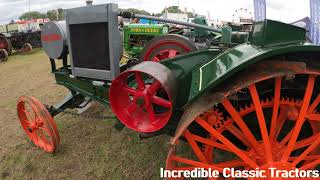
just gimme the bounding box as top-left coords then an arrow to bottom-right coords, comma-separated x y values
0,0 -> 311,24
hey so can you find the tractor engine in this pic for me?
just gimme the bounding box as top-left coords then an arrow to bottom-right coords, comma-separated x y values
41,3 -> 174,133
41,3 -> 122,80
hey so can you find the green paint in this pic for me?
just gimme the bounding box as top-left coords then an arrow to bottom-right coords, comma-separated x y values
54,70 -> 111,107
123,24 -> 169,57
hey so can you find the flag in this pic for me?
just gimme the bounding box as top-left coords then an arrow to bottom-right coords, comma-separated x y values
253,0 -> 266,21
310,0 -> 320,44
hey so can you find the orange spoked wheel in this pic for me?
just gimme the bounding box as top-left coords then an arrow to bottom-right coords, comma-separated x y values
17,96 -> 60,153
167,70 -> 320,179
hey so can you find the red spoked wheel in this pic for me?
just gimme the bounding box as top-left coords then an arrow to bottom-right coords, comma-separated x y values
110,62 -> 175,133
139,34 -> 198,62
17,96 -> 60,153
0,35 -> 12,55
167,67 -> 320,179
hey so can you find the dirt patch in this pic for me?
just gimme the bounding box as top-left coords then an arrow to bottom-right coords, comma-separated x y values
0,50 -> 169,179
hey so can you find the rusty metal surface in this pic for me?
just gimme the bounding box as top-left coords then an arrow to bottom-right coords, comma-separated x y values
170,60 -> 309,144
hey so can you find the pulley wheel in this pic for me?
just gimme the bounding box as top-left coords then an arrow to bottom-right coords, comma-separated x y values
139,34 -> 198,62
17,96 -> 60,153
110,62 -> 176,132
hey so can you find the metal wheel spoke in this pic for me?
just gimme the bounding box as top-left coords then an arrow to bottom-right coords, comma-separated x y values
274,109 -> 288,142
146,105 -> 155,122
308,93 -> 320,113
292,133 -> 320,166
293,132 -> 320,150
226,124 -> 251,147
135,72 -> 145,90
249,84 -> 273,162
222,99 -> 259,147
300,158 -> 320,170
184,130 -> 208,163
152,96 -> 172,108
196,117 -> 259,168
282,75 -> 316,162
122,86 -> 137,95
270,77 -> 282,142
191,133 -> 231,152
37,129 -> 49,150
148,80 -> 162,95
23,119 -> 31,126
24,108 -> 35,124
289,155 -> 320,161
38,126 -> 50,134
280,129 -> 293,145
306,114 -> 320,121
127,103 -> 137,114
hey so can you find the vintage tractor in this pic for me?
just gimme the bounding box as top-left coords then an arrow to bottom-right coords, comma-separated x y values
122,16 -> 220,63
17,3 -> 320,178
0,21 -> 43,61
123,23 -> 169,60
0,34 -> 12,61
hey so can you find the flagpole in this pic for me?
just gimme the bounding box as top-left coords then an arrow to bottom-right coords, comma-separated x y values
29,0 -> 31,20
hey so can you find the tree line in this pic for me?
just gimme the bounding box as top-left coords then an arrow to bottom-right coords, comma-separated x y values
19,9 -> 64,21
17,6 -> 196,22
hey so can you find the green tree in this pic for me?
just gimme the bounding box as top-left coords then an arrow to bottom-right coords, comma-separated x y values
19,11 -> 46,20
46,8 -> 64,21
162,6 -> 183,13
123,8 -> 150,15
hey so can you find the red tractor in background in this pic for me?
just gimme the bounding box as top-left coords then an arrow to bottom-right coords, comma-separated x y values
0,19 -> 46,62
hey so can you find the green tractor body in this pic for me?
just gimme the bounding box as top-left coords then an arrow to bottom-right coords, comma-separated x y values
123,23 -> 169,57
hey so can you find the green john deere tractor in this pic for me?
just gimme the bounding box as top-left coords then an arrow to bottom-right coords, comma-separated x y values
122,23 -> 169,60
122,16 -> 227,63
17,3 -> 320,178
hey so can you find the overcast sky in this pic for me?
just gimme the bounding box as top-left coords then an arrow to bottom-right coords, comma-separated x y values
0,0 -> 310,24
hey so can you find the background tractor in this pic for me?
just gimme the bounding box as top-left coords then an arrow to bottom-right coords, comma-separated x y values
17,3 -> 320,178
122,23 -> 170,61
122,16 -> 236,63
0,20 -> 44,61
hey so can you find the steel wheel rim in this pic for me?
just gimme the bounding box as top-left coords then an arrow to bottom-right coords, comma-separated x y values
22,43 -> 32,52
166,73 -> 320,178
143,41 -> 192,62
0,49 -> 8,62
17,96 -> 60,153
110,70 -> 173,133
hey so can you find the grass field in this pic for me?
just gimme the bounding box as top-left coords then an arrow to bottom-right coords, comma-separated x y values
0,50 -> 170,179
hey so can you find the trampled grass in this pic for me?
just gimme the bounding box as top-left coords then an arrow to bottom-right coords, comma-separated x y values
0,50 -> 169,179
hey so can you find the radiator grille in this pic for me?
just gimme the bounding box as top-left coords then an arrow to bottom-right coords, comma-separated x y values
69,23 -> 111,70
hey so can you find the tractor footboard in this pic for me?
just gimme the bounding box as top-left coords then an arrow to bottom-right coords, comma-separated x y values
46,92 -> 87,117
